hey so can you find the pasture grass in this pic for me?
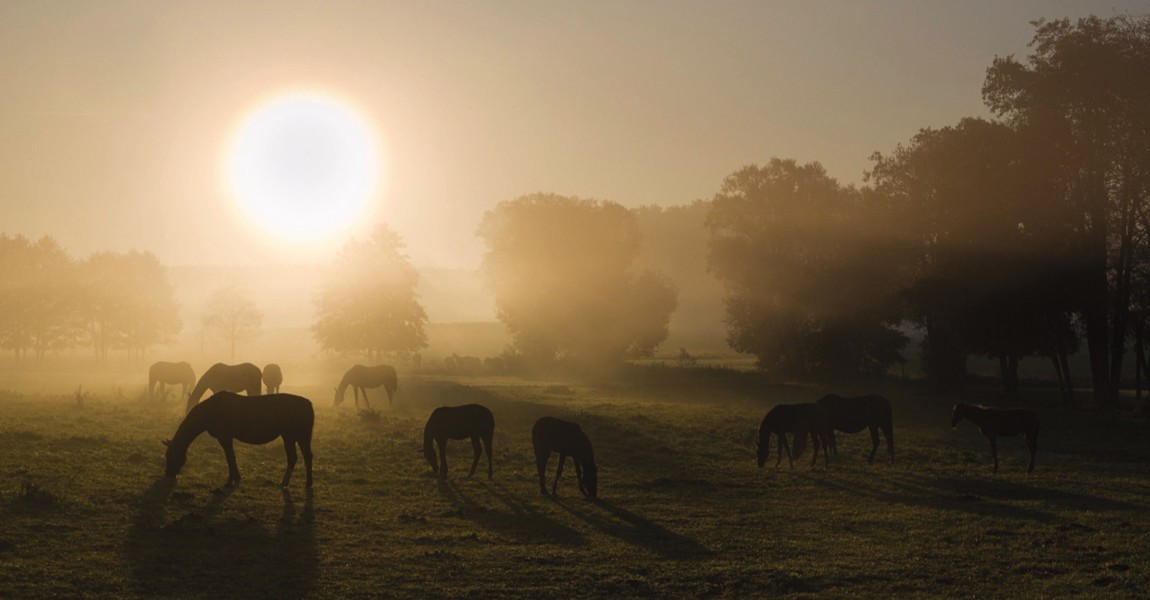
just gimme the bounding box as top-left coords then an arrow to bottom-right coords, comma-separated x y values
1,370 -> 1148,598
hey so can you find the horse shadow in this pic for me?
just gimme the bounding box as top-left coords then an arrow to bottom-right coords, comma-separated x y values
435,479 -> 586,547
811,470 -> 1148,524
550,496 -> 711,559
124,478 -> 318,598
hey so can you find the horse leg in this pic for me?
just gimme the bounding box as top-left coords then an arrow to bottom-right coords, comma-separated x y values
781,435 -> 794,469
436,437 -> 448,479
988,436 -> 999,474
300,433 -> 314,488
280,436 -> 297,488
219,438 -> 241,486
575,460 -> 586,496
483,433 -> 493,480
827,429 -> 838,460
535,451 -> 549,495
809,432 -> 821,468
553,454 -> 566,494
884,424 -> 895,464
467,435 -> 481,478
868,426 -> 880,464
1025,432 -> 1037,474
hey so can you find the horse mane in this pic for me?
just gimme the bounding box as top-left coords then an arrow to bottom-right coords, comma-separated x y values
169,401 -> 210,452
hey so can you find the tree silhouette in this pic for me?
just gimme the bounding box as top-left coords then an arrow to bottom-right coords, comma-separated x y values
479,194 -> 678,365
202,286 -> 262,362
983,16 -> 1150,407
0,234 -> 83,360
81,250 -> 181,360
312,224 -> 428,361
706,159 -> 906,378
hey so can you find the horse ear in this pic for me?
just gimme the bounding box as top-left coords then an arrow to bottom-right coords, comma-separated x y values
161,439 -> 171,447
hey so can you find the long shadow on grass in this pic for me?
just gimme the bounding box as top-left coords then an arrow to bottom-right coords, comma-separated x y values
550,496 -> 711,559
436,479 -> 587,547
812,470 -> 1146,524
125,479 -> 317,598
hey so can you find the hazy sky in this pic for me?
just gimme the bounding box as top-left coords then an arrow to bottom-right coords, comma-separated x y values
1,1 -> 1146,269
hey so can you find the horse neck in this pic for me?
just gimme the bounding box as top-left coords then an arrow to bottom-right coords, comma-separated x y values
577,439 -> 596,467
336,376 -> 350,402
171,408 -> 209,452
188,378 -> 210,404
422,423 -> 435,452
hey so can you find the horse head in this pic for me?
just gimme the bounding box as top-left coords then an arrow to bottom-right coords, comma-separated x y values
333,387 -> 342,406
163,439 -> 186,478
581,463 -> 599,499
755,428 -> 769,468
423,444 -> 439,473
949,402 -> 963,429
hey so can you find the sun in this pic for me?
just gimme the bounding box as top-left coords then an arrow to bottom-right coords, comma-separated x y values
226,92 -> 381,242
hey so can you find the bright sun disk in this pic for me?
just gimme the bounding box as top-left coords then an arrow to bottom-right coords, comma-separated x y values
226,93 -> 380,242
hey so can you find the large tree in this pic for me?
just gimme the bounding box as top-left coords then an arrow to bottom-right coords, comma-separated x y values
706,159 -> 906,378
312,224 -> 428,361
479,193 -> 677,365
868,118 -> 1078,396
983,16 -> 1150,407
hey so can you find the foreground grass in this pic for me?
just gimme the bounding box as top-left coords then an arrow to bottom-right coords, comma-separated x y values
1,373 -> 1148,598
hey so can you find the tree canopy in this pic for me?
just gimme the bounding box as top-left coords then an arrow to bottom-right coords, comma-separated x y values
479,193 -> 677,365
312,224 -> 428,361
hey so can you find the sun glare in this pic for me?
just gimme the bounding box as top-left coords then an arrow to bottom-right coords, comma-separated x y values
226,92 -> 381,242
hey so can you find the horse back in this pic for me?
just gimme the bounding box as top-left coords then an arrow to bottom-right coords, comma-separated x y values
817,394 -> 891,433
202,392 -> 315,443
532,417 -> 589,456
428,404 -> 494,439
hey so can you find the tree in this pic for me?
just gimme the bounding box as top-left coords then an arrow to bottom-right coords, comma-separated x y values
868,118 -> 1078,395
0,234 -> 83,360
312,224 -> 428,361
202,285 -> 263,362
983,16 -> 1150,407
81,251 -> 181,359
706,159 -> 906,378
478,194 -> 678,365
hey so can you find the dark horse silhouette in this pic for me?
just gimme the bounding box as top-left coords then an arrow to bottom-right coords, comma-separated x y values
532,417 -> 598,498
756,403 -> 830,469
263,363 -> 283,394
334,364 -> 398,410
186,362 -> 262,414
951,402 -> 1040,474
423,404 -> 494,479
164,391 -> 314,488
816,394 -> 895,464
148,361 -> 195,401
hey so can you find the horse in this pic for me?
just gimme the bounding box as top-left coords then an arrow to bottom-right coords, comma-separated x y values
148,361 -> 195,401
163,391 -> 314,488
532,417 -> 598,498
816,394 -> 895,464
334,364 -> 398,410
262,363 -> 283,394
422,404 -> 494,479
950,402 -> 1040,474
185,362 -> 262,414
756,403 -> 830,469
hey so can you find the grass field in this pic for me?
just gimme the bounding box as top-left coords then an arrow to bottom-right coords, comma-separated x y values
1,369 -> 1148,598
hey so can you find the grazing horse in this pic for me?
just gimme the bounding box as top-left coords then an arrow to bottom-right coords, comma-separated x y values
816,394 -> 895,464
334,364 -> 398,410
262,363 -> 283,394
950,402 -> 1040,474
423,404 -> 494,479
756,403 -> 830,469
148,361 -> 195,401
164,392 -> 314,488
532,417 -> 598,498
185,362 -> 262,413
